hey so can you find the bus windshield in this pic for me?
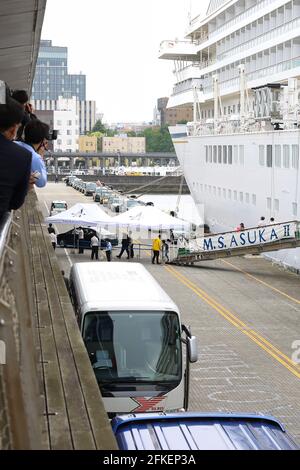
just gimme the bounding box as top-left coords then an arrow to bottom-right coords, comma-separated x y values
82,311 -> 182,385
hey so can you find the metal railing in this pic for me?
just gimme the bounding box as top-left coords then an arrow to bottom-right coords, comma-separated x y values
0,209 -> 42,449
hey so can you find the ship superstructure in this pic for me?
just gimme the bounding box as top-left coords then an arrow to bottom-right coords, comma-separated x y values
159,0 -> 300,269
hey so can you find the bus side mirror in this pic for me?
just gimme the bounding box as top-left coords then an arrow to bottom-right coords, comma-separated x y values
187,336 -> 198,363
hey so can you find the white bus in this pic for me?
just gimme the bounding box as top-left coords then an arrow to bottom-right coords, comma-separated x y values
69,262 -> 198,416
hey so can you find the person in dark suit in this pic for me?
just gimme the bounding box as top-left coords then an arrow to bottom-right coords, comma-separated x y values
0,98 -> 32,220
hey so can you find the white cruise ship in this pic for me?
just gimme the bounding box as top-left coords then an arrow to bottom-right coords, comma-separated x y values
159,0 -> 300,269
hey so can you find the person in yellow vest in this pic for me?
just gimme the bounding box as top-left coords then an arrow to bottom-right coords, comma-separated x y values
152,235 -> 162,264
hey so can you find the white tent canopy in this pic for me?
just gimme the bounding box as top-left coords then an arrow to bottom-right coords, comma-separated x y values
45,203 -> 112,227
108,205 -> 191,231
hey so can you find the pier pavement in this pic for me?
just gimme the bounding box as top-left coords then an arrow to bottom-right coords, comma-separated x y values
36,183 -> 300,444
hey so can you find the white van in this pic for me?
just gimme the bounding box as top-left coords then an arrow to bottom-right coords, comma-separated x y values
49,200 -> 67,216
69,262 -> 197,417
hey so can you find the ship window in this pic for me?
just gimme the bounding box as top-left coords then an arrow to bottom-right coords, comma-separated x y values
292,202 -> 297,216
218,146 -> 222,163
259,145 -> 265,166
234,146 -> 238,164
213,146 -> 217,163
200,184 -> 203,192
239,192 -> 244,203
228,189 -> 232,199
205,184 -> 207,192
213,186 -> 216,196
267,197 -> 272,210
209,185 -> 212,193
283,145 -> 290,168
246,193 -> 250,203
223,146 -> 227,164
228,146 -> 233,164
275,145 -> 281,167
223,188 -> 226,199
274,199 -> 279,211
292,145 -> 299,169
234,190 -> 237,201
252,194 -> 256,205
218,187 -> 221,197
266,145 -> 273,167
239,145 -> 244,165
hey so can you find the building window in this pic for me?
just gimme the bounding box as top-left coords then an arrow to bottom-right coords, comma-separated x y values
218,146 -> 222,163
252,194 -> 256,205
283,145 -> 290,168
259,145 -> 265,166
246,193 -> 250,203
228,189 -> 232,199
228,145 -> 233,164
292,202 -> 297,216
218,187 -> 221,197
57,120 -> 62,126
234,145 -> 238,164
205,146 -> 208,163
266,145 -> 272,167
274,199 -> 279,211
223,146 -> 227,164
67,130 -> 72,135
223,188 -> 226,199
67,120 -> 72,126
213,146 -> 217,163
239,145 -> 244,165
275,145 -> 281,167
208,146 -> 212,163
292,145 -> 299,169
239,192 -> 243,203
267,197 -> 272,210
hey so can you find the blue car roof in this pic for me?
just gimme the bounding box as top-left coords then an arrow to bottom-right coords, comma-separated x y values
112,412 -> 299,450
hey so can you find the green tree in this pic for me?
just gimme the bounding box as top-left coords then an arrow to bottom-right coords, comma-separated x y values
141,125 -> 174,152
91,119 -> 107,133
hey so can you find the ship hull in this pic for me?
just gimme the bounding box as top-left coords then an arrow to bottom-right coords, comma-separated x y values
170,125 -> 300,270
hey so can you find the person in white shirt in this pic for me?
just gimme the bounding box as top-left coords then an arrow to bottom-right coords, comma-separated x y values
49,231 -> 57,250
90,235 -> 99,260
105,239 -> 112,262
258,216 -> 265,227
78,227 -> 84,254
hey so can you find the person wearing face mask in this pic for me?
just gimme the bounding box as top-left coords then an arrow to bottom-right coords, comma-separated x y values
15,119 -> 48,188
0,98 -> 32,221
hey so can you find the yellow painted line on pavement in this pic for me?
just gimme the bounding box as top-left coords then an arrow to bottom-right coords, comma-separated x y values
164,264 -> 300,379
221,259 -> 300,306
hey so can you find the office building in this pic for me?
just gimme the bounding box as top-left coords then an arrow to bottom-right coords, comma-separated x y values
32,40 -> 86,101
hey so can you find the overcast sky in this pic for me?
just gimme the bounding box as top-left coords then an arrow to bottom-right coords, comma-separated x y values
41,0 -> 209,123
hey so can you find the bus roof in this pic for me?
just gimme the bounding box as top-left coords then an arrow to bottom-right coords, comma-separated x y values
70,262 -> 180,313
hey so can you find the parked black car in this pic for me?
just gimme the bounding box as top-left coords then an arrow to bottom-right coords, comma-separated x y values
57,227 -> 118,249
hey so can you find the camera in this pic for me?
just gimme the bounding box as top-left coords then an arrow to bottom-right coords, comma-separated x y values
47,130 -> 58,141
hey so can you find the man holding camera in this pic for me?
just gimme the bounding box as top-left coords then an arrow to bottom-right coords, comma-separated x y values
11,90 -> 37,141
15,120 -> 48,188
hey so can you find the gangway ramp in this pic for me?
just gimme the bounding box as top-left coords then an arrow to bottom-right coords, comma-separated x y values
170,221 -> 300,266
